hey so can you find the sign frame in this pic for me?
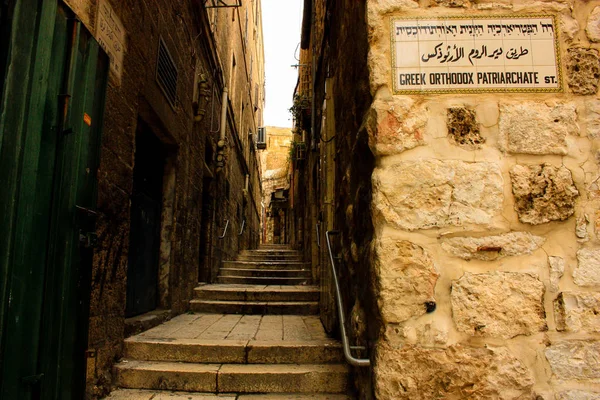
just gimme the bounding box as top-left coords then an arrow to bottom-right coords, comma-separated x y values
390,14 -> 563,95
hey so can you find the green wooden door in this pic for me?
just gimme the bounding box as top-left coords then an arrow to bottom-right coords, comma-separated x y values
0,1 -> 108,399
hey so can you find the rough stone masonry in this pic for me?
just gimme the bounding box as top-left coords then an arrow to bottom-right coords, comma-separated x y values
365,0 -> 600,398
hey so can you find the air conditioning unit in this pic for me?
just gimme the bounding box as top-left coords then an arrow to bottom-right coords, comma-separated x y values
256,127 -> 266,149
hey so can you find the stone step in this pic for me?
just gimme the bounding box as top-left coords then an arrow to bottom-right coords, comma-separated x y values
217,276 -> 311,285
124,338 -> 343,364
194,284 -> 319,302
115,361 -> 349,393
104,389 -> 354,399
237,254 -> 303,261
219,268 -> 311,278
237,395 -> 353,400
223,261 -> 309,270
189,300 -> 319,315
244,249 -> 300,255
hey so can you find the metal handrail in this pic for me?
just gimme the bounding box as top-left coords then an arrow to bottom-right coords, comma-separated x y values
219,219 -> 229,239
238,219 -> 246,236
325,230 -> 370,367
315,223 -> 321,248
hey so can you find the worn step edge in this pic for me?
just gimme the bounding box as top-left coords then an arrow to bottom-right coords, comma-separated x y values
217,276 -> 311,285
115,360 -> 218,392
223,265 -> 307,271
124,338 -> 343,364
115,361 -> 349,393
227,260 -> 305,265
194,287 -> 319,302
218,363 -> 349,393
189,300 -> 319,315
103,389 -> 353,400
219,268 -> 312,278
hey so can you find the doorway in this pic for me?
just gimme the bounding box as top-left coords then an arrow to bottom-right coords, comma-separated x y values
125,122 -> 166,317
0,3 -> 109,399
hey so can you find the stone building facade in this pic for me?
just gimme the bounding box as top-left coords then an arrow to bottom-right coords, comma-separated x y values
56,0 -> 265,398
259,126 -> 293,244
296,0 -> 600,398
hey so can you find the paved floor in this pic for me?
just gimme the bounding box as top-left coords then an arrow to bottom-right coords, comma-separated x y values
136,314 -> 328,342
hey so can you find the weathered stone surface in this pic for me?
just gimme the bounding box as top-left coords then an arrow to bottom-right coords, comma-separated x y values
447,108 -> 485,149
549,256 -> 565,292
576,215 -> 590,241
556,390 -> 600,400
366,98 -> 426,156
510,164 -> 579,225
561,15 -> 580,41
555,292 -> 600,333
375,343 -> 534,400
373,160 -> 503,230
441,232 -> 545,261
374,239 -> 439,323
431,0 -> 469,7
499,103 -> 577,155
585,100 -> 600,139
546,340 -> 600,381
587,6 -> 600,42
567,48 -> 600,95
451,272 -> 546,338
574,249 -> 600,287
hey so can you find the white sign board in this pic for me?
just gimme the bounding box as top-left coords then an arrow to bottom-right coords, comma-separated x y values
391,16 -> 562,93
96,0 -> 126,84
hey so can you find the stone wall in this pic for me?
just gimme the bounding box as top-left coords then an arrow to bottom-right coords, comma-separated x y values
366,0 -> 600,398
73,0 -> 265,398
259,126 -> 292,243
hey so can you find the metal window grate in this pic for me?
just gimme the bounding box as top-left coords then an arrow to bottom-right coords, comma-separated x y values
156,37 -> 178,108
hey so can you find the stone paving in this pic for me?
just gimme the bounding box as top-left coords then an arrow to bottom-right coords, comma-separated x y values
136,313 -> 328,342
106,246 -> 350,398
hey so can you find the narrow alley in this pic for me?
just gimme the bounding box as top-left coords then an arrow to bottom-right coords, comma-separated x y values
2,0 -> 600,399
106,244 -> 350,398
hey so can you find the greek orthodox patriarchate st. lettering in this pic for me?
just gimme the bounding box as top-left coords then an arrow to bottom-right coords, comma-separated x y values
391,16 -> 562,93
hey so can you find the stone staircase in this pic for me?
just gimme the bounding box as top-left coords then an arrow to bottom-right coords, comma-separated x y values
110,244 -> 352,398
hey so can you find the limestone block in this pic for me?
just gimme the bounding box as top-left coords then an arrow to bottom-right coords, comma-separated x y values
431,0 -> 469,7
567,48 -> 600,95
510,164 -> 579,225
367,0 -> 419,17
554,292 -> 600,333
561,15 -> 580,41
441,232 -> 545,261
447,108 -> 485,149
373,160 -> 503,230
549,256 -> 565,292
546,340 -> 600,381
451,272 -> 547,339
499,102 -> 577,155
587,7 -> 600,42
574,249 -> 600,287
585,100 -> 600,139
375,343 -> 534,400
576,215 -> 590,241
366,98 -> 426,156
374,239 -> 439,323
556,390 -> 600,400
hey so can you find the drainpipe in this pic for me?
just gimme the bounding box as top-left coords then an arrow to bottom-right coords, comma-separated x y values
216,87 -> 228,173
